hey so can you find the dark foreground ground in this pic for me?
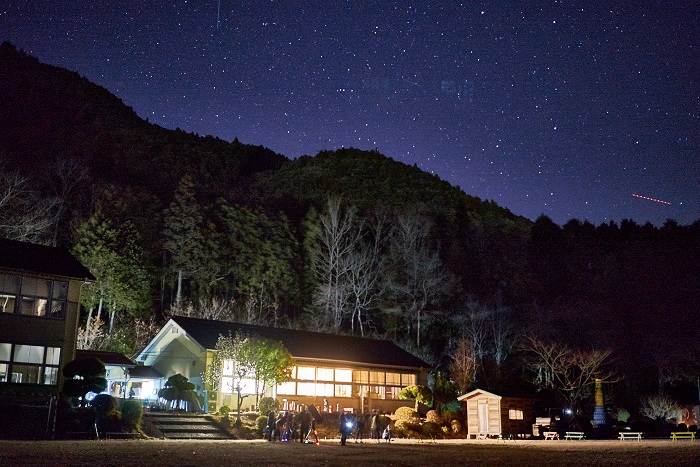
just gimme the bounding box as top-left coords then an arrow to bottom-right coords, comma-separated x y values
2,438 -> 699,466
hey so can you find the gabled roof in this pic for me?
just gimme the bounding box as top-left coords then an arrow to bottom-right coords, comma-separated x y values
128,365 -> 163,379
0,238 -> 95,280
458,387 -> 536,401
170,315 -> 430,370
458,388 -> 502,401
76,349 -> 135,367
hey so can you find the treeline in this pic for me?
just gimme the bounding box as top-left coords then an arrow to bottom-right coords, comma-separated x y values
2,42 -> 700,411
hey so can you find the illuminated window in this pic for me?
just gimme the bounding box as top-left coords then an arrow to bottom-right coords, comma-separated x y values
0,274 -> 68,319
0,344 -> 61,386
509,408 -> 524,420
335,369 -> 352,382
297,366 -> 316,380
316,383 -> 334,396
317,368 -> 334,381
385,373 -> 401,385
297,382 -> 315,396
389,387 -> 402,399
222,377 -> 234,394
276,381 -> 296,395
222,359 -> 235,375
353,370 -> 369,384
370,371 -> 384,385
401,374 -> 416,386
335,384 -> 352,397
374,386 -> 386,399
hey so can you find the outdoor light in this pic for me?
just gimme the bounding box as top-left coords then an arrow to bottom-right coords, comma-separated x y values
345,421 -> 353,429
564,408 -> 573,415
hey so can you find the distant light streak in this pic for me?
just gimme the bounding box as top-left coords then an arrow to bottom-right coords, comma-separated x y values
632,193 -> 672,205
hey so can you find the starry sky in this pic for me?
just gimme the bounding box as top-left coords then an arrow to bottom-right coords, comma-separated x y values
2,1 -> 699,226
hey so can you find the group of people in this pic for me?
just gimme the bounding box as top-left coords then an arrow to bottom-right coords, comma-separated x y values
266,406 -> 318,444
338,410 -> 392,445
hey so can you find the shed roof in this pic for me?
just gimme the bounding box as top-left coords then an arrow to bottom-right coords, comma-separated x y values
171,315 -> 430,370
0,238 -> 95,280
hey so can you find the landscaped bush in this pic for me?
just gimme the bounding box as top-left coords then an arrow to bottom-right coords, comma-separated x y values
258,397 -> 278,415
450,419 -> 462,434
395,406 -> 420,425
421,421 -> 441,438
91,394 -> 118,413
393,419 -> 412,437
121,400 -> 143,432
425,410 -> 442,425
219,405 -> 231,417
256,415 -> 269,434
441,410 -> 461,423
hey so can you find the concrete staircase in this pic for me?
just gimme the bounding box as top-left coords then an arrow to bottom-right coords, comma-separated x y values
143,413 -> 233,440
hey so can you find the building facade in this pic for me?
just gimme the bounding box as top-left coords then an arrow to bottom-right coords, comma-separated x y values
0,238 -> 94,438
138,316 -> 430,415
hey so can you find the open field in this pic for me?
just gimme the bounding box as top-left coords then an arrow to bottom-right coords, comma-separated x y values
2,438 -> 700,466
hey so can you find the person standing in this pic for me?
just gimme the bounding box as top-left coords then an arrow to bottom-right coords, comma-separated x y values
339,412 -> 350,445
267,410 -> 276,441
298,406 -> 312,443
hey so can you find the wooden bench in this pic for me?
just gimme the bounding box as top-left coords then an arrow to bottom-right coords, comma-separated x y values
543,431 -> 559,440
564,431 -> 585,440
618,432 -> 642,441
670,432 -> 696,441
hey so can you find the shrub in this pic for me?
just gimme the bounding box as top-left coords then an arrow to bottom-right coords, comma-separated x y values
394,419 -> 412,437
121,400 -> 143,432
258,397 -> 278,415
441,410 -> 461,423
425,410 -> 442,425
450,419 -> 462,434
256,415 -> 269,434
422,421 -> 441,438
219,405 -> 231,417
395,406 -> 420,425
91,394 -> 118,414
615,408 -> 630,423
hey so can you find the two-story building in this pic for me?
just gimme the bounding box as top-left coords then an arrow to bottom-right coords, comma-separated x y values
138,315 -> 430,415
0,238 -> 94,438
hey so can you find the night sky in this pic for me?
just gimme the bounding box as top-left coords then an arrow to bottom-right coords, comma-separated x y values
2,1 -> 699,226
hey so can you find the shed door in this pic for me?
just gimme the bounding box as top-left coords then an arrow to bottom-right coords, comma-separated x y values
478,402 -> 489,433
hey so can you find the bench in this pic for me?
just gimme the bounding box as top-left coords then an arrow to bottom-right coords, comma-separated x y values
670,432 -> 696,441
564,431 -> 585,440
543,431 -> 559,440
618,432 -> 642,441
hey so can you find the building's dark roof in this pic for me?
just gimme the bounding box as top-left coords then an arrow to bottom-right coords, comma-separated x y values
76,349 -> 135,367
171,315 -> 430,370
0,238 -> 95,280
129,365 -> 163,379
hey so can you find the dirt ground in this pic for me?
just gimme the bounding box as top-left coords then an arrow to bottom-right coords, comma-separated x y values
1,438 -> 699,466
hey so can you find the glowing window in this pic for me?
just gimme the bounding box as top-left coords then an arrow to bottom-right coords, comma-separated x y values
316,383 -> 334,396
335,384 -> 352,397
335,369 -> 352,382
297,382 -> 315,396
509,409 -> 524,420
401,374 -> 416,386
221,377 -> 234,394
46,347 -> 61,366
370,371 -> 384,385
353,370 -> 368,384
317,368 -> 334,381
297,366 -> 316,380
385,372 -> 401,385
14,345 -> 43,364
276,381 -> 296,395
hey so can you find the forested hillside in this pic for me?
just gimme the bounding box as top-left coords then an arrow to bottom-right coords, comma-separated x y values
1,42 -> 699,416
